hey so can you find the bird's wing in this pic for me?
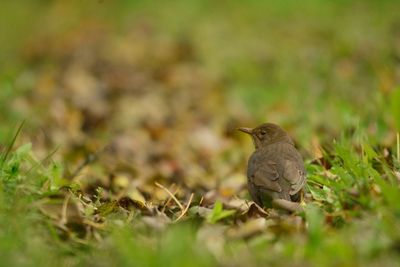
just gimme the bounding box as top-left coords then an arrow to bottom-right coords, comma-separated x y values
248,157 -> 282,193
282,152 -> 306,195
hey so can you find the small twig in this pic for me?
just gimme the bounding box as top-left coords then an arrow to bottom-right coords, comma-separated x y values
161,185 -> 179,213
273,199 -> 304,213
60,193 -> 71,226
174,193 -> 194,222
199,195 -> 204,206
155,182 -> 184,211
251,201 -> 270,216
83,219 -> 105,229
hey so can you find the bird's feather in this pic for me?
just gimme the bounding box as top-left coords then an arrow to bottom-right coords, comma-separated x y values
250,161 -> 281,192
283,159 -> 306,195
247,142 -> 306,200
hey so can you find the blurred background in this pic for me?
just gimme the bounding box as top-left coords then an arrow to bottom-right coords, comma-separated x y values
1,0 -> 400,198
1,1 -> 400,266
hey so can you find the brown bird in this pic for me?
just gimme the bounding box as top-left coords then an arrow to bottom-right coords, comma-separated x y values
238,123 -> 306,212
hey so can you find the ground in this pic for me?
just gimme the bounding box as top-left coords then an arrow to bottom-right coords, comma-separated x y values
1,1 -> 400,266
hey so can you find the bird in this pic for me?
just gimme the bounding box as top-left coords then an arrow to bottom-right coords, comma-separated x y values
238,123 -> 306,212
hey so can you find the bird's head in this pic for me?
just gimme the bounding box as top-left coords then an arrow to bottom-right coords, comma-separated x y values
238,123 -> 293,149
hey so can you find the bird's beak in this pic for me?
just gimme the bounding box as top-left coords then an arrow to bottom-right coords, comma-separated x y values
237,127 -> 253,135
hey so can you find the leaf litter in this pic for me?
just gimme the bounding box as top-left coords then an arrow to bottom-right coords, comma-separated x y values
7,20 -> 316,263
2,2 -> 400,266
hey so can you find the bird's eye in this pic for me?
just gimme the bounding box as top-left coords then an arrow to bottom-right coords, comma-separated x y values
257,130 -> 266,138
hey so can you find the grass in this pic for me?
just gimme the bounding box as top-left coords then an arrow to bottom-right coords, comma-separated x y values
1,132 -> 400,266
1,0 -> 400,266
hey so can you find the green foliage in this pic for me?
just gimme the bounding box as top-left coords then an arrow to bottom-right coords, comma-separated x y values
1,1 -> 400,266
107,224 -> 216,267
207,200 -> 236,224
